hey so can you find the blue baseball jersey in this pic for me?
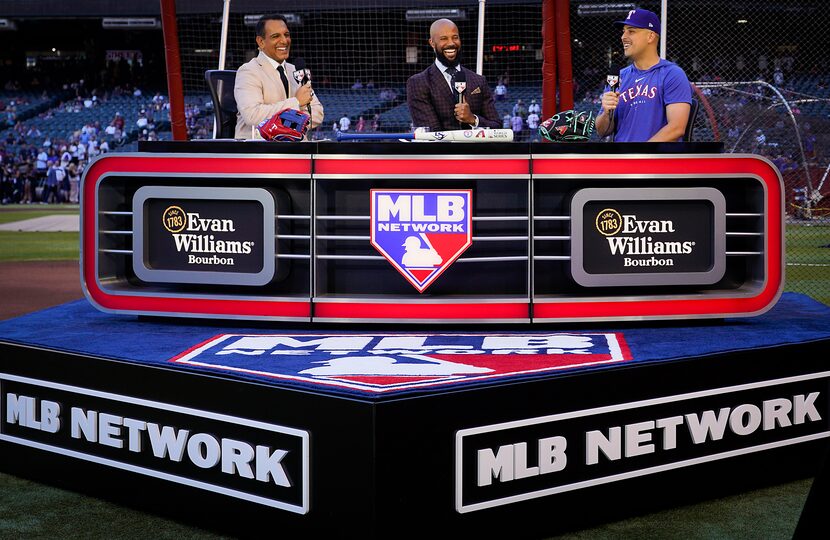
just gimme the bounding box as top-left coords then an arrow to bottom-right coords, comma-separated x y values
603,59 -> 692,142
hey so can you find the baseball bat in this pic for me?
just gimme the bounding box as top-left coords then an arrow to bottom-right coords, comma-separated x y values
335,128 -> 514,142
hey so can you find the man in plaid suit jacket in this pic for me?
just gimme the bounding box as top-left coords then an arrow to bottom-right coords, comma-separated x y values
406,19 -> 501,132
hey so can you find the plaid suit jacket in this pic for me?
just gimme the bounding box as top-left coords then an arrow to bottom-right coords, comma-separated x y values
406,64 -> 500,131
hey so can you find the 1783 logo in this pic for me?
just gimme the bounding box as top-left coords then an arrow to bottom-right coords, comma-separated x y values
595,208 -> 622,236
162,205 -> 187,233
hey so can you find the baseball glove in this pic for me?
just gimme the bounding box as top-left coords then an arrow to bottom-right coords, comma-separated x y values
538,110 -> 595,142
257,108 -> 311,142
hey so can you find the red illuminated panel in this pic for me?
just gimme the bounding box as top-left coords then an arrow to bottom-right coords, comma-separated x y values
314,302 -> 530,321
533,155 -> 783,320
81,154 -> 312,319
314,158 -> 529,177
492,44 -> 522,52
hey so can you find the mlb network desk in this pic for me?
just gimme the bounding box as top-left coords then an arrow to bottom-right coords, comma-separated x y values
6,139 -> 825,539
80,140 -> 783,324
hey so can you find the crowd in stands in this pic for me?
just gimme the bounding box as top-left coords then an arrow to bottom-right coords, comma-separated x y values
2,56 -> 828,206
499,96 -> 542,142
2,120 -> 106,205
0,78 -> 209,205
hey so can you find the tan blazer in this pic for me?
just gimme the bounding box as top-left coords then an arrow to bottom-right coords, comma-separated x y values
234,50 -> 324,140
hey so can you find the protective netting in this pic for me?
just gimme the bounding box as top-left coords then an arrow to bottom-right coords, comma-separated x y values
172,0 -> 830,302
176,0 -> 546,137
662,0 -> 830,302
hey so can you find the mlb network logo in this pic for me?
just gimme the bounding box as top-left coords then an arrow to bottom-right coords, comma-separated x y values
171,333 -> 632,394
370,189 -> 472,292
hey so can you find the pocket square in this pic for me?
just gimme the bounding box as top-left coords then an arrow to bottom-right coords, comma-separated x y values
471,87 -> 481,95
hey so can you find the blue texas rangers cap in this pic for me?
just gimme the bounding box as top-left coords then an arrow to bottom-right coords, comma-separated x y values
614,9 -> 660,34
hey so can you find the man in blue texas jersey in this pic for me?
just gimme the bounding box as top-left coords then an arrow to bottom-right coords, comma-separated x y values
595,9 -> 692,142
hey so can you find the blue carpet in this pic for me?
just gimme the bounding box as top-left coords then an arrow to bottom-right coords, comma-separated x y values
1,293 -> 829,398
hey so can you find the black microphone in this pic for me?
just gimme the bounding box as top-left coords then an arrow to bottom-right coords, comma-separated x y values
606,63 -> 623,141
451,69 -> 467,127
606,63 -> 622,92
291,57 -> 313,132
292,57 -> 308,85
452,69 -> 467,104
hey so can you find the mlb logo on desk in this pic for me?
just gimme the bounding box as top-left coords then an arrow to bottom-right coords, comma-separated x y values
370,189 -> 473,292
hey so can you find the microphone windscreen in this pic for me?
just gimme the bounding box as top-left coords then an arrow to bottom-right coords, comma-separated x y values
452,69 -> 467,99
606,64 -> 623,89
291,58 -> 308,85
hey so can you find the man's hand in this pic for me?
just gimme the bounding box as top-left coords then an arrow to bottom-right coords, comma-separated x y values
600,91 -> 620,113
454,97 -> 476,125
295,84 -> 313,107
595,91 -> 620,137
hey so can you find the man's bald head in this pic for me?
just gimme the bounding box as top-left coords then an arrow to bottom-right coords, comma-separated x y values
430,18 -> 458,40
429,18 -> 462,68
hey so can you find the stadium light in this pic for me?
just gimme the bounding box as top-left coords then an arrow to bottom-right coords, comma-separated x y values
576,3 -> 636,17
405,9 -> 466,22
102,18 -> 160,30
243,14 -> 303,26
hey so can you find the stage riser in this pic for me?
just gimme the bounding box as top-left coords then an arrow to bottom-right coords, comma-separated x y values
2,339 -> 828,536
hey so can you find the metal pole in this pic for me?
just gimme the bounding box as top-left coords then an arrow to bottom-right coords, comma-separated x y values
476,0 -> 486,75
660,0 -> 667,59
218,0 -> 231,70
214,0 -> 232,138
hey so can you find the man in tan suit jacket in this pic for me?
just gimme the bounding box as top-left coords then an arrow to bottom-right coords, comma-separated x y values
234,14 -> 324,140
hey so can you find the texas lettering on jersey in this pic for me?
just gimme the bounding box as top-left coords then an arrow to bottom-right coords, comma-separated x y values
619,83 -> 658,103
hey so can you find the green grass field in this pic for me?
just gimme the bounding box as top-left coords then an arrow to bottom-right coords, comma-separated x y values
784,223 -> 830,305
0,206 -> 80,261
0,231 -> 79,261
0,207 -> 79,225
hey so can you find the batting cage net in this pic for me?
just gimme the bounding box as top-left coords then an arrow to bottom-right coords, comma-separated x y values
176,0 -> 546,137
176,0 -> 830,302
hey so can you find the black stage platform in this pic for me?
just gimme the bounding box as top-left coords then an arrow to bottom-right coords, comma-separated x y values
2,292 -> 830,537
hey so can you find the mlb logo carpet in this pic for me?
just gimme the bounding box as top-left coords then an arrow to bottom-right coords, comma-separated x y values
170,333 -> 632,394
370,189 -> 472,292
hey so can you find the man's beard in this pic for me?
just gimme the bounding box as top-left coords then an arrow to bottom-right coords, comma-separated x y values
434,46 -> 461,68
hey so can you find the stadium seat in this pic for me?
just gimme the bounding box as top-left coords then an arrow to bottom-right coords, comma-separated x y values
204,70 -> 238,139
684,97 -> 699,142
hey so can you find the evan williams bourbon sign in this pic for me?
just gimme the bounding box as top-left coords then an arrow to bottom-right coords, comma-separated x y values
132,186 -> 275,286
570,187 -> 726,287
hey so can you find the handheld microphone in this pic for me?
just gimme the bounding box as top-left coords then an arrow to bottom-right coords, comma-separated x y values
452,69 -> 467,104
291,57 -> 313,133
606,63 -> 623,142
292,57 -> 308,86
606,63 -> 622,92
451,70 -> 467,127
